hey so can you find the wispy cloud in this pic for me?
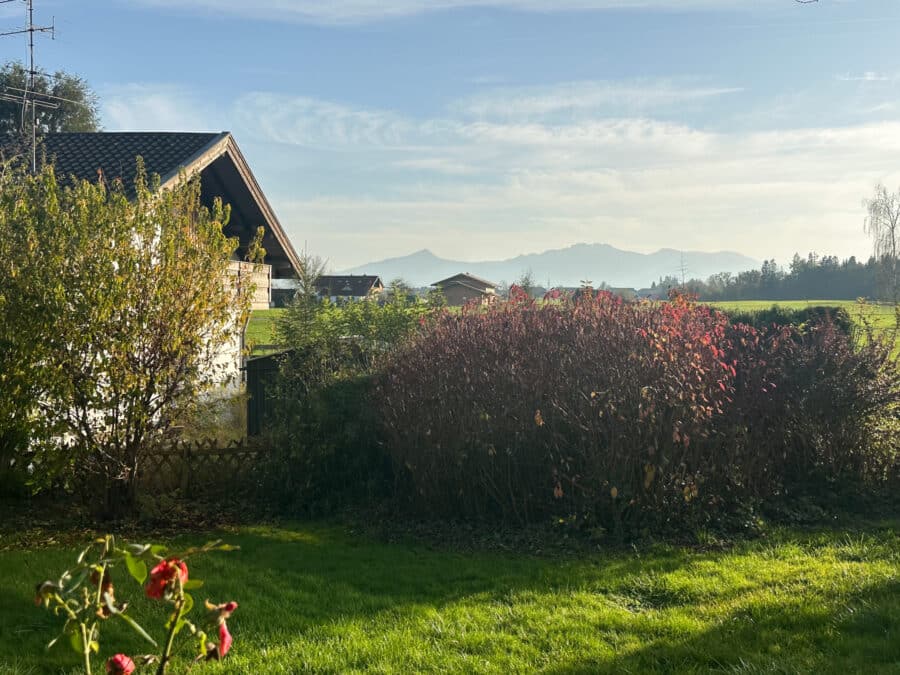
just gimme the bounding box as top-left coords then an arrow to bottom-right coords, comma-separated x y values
131,0 -> 783,25
836,71 -> 893,82
101,84 -> 223,132
456,80 -> 744,119
101,84 -> 889,268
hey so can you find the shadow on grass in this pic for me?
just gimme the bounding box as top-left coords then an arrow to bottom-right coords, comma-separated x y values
3,523 -> 899,673
543,577 -> 900,674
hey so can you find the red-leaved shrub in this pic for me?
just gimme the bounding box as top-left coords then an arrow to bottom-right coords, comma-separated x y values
377,292 -> 899,531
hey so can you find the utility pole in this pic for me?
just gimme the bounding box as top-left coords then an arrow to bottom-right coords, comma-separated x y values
677,252 -> 690,290
0,0 -> 57,171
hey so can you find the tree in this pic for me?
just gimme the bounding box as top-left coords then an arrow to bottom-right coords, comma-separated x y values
385,277 -> 414,304
864,184 -> 900,302
0,61 -> 100,136
0,159 -> 261,513
515,268 -> 535,297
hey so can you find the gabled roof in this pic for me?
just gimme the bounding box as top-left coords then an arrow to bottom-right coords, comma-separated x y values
315,275 -> 384,297
432,272 -> 498,290
3,132 -> 302,279
446,280 -> 496,295
37,132 -> 225,186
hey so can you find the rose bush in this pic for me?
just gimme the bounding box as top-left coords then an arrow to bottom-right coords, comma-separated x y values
145,559 -> 189,600
33,535 -> 239,674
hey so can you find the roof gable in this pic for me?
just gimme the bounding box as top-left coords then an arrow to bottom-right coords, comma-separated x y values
316,275 -> 384,297
432,272 -> 498,290
3,132 -> 302,279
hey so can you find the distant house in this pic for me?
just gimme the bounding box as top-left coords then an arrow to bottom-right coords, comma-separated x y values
636,287 -> 665,300
433,273 -> 498,306
315,275 -> 384,302
9,131 -> 303,388
610,287 -> 638,301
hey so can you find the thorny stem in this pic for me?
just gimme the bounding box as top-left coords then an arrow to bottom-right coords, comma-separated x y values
81,623 -> 92,675
156,577 -> 185,675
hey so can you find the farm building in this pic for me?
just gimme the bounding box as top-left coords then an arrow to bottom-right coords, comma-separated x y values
5,131 -> 302,387
315,275 -> 384,302
432,273 -> 499,306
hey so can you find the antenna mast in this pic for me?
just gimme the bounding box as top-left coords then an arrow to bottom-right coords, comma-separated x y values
677,252 -> 690,290
0,0 -> 56,172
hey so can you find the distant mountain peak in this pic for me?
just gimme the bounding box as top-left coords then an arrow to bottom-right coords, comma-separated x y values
339,243 -> 759,289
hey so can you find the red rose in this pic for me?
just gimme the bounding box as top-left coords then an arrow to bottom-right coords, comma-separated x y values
145,558 -> 189,599
106,654 -> 135,674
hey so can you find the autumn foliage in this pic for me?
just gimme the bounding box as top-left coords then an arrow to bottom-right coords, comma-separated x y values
377,291 -> 900,531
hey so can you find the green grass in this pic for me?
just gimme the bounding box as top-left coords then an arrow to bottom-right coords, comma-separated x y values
3,521 -> 899,674
245,309 -> 285,353
708,300 -> 898,357
707,299 -> 896,330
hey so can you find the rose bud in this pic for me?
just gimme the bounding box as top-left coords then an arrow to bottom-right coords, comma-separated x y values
105,654 -> 135,674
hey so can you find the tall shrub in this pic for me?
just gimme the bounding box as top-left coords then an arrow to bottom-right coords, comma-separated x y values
266,294 -> 433,511
0,161 -> 261,514
377,292 -> 900,531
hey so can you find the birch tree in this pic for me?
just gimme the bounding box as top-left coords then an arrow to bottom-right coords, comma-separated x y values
864,184 -> 900,302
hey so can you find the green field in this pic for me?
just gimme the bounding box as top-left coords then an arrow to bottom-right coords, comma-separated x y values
247,302 -> 898,355
244,309 -> 286,353
707,299 -> 896,330
2,521 -> 899,674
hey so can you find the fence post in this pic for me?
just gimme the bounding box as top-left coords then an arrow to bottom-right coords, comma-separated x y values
180,442 -> 192,495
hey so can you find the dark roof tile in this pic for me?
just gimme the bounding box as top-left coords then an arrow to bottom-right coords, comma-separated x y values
3,132 -> 226,185
315,275 -> 384,297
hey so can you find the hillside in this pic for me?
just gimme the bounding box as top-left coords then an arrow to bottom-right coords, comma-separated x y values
339,244 -> 759,289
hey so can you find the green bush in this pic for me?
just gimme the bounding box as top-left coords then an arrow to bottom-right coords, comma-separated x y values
262,294 -> 432,512
722,304 -> 854,335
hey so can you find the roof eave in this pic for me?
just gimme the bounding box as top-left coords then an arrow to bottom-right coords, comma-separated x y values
158,132 -> 302,278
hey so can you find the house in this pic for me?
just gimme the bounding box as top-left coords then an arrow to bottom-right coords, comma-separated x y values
16,131 -> 303,387
636,287 -> 665,300
432,273 -> 498,306
314,275 -> 384,302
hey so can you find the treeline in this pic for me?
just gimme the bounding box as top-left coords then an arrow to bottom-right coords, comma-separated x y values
654,253 -> 889,301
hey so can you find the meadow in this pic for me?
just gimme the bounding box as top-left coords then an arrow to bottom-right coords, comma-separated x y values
246,300 -> 897,354
3,520 -> 899,674
707,300 -> 896,330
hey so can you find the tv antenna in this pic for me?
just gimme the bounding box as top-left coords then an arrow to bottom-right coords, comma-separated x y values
0,0 -> 59,172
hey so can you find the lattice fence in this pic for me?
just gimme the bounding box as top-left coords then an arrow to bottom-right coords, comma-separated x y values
139,439 -> 264,496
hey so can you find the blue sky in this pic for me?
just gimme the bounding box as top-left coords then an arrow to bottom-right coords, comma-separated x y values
3,0 -> 900,270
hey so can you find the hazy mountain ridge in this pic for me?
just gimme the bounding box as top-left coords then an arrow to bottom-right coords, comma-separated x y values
338,243 -> 760,289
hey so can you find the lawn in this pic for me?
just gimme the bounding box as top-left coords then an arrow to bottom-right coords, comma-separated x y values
2,521 -> 899,674
244,309 -> 285,353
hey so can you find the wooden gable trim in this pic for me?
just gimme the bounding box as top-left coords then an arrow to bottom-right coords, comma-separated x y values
158,133 -> 302,278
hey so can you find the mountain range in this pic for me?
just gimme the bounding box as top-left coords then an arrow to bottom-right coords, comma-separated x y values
338,244 -> 760,289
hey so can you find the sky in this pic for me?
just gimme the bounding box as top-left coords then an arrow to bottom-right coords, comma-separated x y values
3,0 -> 900,271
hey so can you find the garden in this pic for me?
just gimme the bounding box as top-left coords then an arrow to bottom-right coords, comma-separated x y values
2,165 -> 899,673
3,518 -> 899,674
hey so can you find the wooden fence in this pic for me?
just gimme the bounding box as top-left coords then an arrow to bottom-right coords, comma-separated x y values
139,439 -> 264,496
